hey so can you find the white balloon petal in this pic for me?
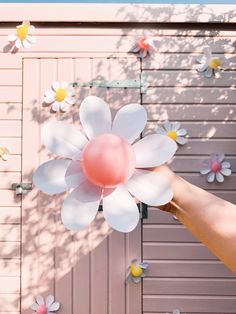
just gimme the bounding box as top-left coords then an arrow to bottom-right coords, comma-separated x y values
220,168 -> 232,176
46,295 -> 54,308
30,302 -> 38,310
133,134 -> 177,168
207,172 -> 215,183
222,161 -> 231,169
42,121 -> 88,159
103,186 -> 139,232
36,295 -> 44,305
126,169 -> 173,206
48,302 -> 60,311
200,167 -> 211,175
33,160 -> 70,195
79,96 -> 112,139
61,181 -> 101,231
65,161 -> 86,188
112,104 -> 147,143
216,172 -> 224,183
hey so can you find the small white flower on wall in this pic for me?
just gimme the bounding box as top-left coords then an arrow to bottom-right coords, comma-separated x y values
156,121 -> 188,146
33,96 -> 177,233
44,82 -> 76,112
130,36 -> 156,58
31,295 -> 60,314
196,46 -> 222,78
8,21 -> 36,50
200,153 -> 232,183
0,147 -> 9,161
126,259 -> 148,283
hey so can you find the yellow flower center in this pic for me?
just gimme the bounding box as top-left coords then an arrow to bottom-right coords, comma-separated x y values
55,88 -> 67,102
130,264 -> 143,277
0,147 -> 5,156
209,58 -> 221,70
167,131 -> 178,141
17,25 -> 29,41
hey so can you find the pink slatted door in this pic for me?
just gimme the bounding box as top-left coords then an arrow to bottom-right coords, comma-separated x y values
22,57 -> 142,314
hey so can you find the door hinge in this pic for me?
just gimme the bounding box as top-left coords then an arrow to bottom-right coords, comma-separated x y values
11,183 -> 33,195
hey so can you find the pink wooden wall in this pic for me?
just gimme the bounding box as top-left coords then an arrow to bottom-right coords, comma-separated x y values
0,4 -> 235,313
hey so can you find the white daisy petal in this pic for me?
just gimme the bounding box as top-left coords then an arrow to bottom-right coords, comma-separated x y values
65,160 -> 86,188
176,136 -> 187,145
200,167 -> 211,175
8,34 -> 17,42
59,101 -> 69,112
68,90 -> 75,97
42,121 -> 88,159
222,161 -> 231,169
22,39 -> 31,49
207,171 -> 215,183
48,302 -> 60,311
79,96 -> 112,139
61,180 -> 101,231
220,168 -> 232,176
216,172 -> 224,183
197,55 -> 207,64
172,122 -> 181,131
36,295 -> 44,305
133,134 -> 177,168
15,39 -> 22,49
163,121 -> 172,131
156,127 -> 167,135
30,302 -> 38,310
215,69 -> 221,78
65,96 -> 75,105
44,97 -> 55,104
44,90 -> 55,99
177,128 -> 187,136
103,186 -> 139,233
52,82 -> 60,92
126,169 -> 173,206
131,43 -> 140,53
112,104 -> 147,144
61,81 -> 69,89
46,295 -> 54,308
51,102 -> 60,112
205,67 -> 213,78
196,63 -> 208,72
26,35 -> 36,44
33,160 -> 71,195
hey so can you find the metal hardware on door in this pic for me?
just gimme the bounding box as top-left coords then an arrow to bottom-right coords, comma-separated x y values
72,78 -> 148,94
98,203 -> 148,219
11,183 -> 33,195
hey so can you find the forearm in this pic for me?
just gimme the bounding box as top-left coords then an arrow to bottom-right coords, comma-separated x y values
157,166 -> 236,273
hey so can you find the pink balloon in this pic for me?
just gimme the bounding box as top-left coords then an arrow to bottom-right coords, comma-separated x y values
81,134 -> 135,188
36,304 -> 47,314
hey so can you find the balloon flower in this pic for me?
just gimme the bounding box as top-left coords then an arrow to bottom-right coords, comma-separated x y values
33,96 -> 177,232
31,295 -> 60,314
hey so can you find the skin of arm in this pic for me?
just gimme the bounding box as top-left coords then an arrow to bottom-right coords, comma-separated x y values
154,166 -> 236,274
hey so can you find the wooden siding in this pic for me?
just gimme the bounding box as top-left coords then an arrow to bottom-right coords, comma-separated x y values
0,21 -> 234,314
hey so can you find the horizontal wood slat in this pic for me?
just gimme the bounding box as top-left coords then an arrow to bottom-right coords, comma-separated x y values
0,225 -> 20,242
0,172 -> 21,189
146,261 -> 235,278
143,87 -> 236,104
0,70 -> 22,86
143,278 -> 236,295
0,260 -> 20,276
0,294 -> 20,311
144,104 -> 236,122
0,242 -> 20,259
143,70 -> 236,87
0,55 -> 21,69
0,156 -> 21,172
143,295 -> 236,313
0,36 -> 235,53
0,139 -> 21,155
0,103 -> 22,120
0,121 -> 21,137
143,225 -> 198,243
143,243 -> 217,260
0,207 -> 21,224
0,87 -> 21,103
0,191 -> 21,207
145,121 -> 236,138
142,54 -> 236,70
0,277 -> 20,294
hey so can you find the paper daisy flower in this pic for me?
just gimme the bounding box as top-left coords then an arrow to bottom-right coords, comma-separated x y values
44,82 -> 76,112
200,153 -> 231,183
127,259 -> 148,283
8,21 -> 36,49
131,36 -> 156,58
33,96 -> 177,233
156,121 -> 187,145
31,295 -> 60,314
0,147 -> 9,161
196,46 -> 222,78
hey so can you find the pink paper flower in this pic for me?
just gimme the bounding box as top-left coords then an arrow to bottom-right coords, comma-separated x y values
200,153 -> 231,183
131,37 -> 156,58
31,295 -> 60,314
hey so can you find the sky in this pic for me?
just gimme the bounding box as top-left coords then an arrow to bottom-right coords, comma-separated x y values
1,0 -> 236,3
